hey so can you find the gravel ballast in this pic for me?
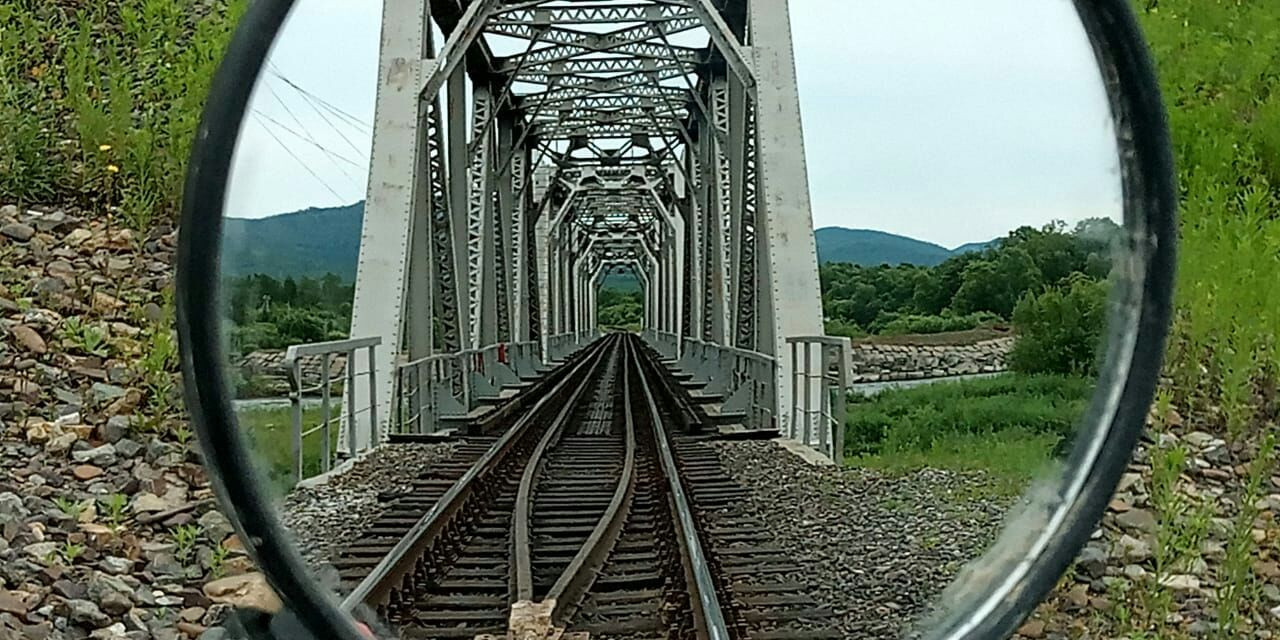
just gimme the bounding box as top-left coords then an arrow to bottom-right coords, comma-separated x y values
710,440 -> 1013,639
279,442 -> 456,568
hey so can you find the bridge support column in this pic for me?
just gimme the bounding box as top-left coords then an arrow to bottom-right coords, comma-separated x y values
343,0 -> 433,452
748,0 -> 826,437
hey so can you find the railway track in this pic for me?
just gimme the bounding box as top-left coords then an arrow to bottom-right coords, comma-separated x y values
331,334 -> 839,639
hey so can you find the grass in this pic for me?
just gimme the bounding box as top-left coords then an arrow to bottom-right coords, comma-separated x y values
0,1 -> 244,228
853,429 -> 1063,497
844,373 -> 1092,494
1112,3 -> 1280,636
236,404 -> 343,492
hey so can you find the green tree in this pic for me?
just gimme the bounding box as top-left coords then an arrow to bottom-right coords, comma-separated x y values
1008,275 -> 1107,376
951,247 -> 1042,317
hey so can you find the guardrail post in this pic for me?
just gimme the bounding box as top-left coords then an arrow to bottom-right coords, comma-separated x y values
367,343 -> 379,445
346,349 -> 357,455
321,353 -> 332,474
290,358 -> 303,485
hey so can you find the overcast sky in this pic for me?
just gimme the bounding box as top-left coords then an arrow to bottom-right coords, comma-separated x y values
224,0 -> 1122,249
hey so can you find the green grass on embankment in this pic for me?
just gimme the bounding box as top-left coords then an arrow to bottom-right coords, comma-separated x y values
237,405 -> 340,493
844,373 -> 1093,495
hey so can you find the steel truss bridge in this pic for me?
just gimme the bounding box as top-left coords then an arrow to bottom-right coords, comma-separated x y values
320,0 -> 848,464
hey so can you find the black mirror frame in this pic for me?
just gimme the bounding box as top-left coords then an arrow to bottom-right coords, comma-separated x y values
175,2 -> 1176,639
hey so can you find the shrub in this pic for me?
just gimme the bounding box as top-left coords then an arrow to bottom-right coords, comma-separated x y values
872,311 -> 1001,336
823,318 -> 866,339
1008,275 -> 1108,376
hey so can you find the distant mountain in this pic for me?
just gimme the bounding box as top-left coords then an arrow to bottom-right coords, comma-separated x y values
222,202 -> 364,281
815,227 -> 991,267
950,239 -> 999,255
220,203 -> 1006,282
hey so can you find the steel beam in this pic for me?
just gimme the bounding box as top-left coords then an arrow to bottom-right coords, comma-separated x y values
345,0 -> 431,451
747,0 -> 826,435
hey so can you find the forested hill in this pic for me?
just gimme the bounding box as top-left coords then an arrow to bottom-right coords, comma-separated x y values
222,202 -> 364,280
222,202 -> 1006,281
814,227 -> 994,266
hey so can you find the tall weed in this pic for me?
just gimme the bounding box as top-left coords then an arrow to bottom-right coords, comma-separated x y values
0,1 -> 245,226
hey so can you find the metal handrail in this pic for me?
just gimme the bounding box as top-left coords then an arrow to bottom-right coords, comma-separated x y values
674,336 -> 777,432
283,336 -> 382,484
787,335 -> 852,462
394,340 -> 543,435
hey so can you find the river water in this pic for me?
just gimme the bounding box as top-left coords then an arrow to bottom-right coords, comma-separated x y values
848,371 -> 1003,396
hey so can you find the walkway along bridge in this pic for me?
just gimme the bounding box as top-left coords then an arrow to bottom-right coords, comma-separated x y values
294,0 -> 853,471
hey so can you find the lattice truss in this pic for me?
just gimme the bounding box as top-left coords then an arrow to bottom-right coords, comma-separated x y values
407,0 -> 760,350
484,0 -> 711,318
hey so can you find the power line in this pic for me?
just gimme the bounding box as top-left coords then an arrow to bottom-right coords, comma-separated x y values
274,74 -> 366,158
252,113 -> 348,203
252,109 -> 364,171
264,85 -> 360,185
267,64 -> 373,133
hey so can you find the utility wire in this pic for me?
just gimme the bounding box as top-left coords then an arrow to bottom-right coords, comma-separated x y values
264,84 -> 360,185
252,113 -> 348,203
295,85 -> 366,158
267,64 -> 373,133
252,109 -> 364,170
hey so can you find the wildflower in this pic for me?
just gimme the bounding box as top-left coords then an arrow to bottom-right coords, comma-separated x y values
99,144 -> 112,152
106,164 -> 119,173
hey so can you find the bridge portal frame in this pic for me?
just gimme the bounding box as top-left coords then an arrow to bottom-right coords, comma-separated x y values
345,0 -> 827,453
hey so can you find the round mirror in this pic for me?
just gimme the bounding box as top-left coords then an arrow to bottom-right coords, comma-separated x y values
176,0 -> 1176,638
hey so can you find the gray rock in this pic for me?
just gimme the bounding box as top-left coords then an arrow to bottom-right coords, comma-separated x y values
23,541 -> 60,562
53,388 -> 83,409
106,366 -> 131,385
1115,508 -> 1157,534
99,556 -> 133,575
1115,533 -> 1153,563
198,628 -> 229,640
88,573 -> 135,616
72,444 -> 118,467
34,278 -> 65,295
0,223 -> 35,242
90,383 -> 126,405
141,304 -> 164,325
114,439 -> 143,460
144,440 -> 178,464
52,579 -> 87,600
0,493 -> 29,519
102,416 -> 130,444
65,599 -> 110,628
198,511 -> 234,545
89,622 -> 129,639
1075,544 -> 1107,579
145,553 -> 182,577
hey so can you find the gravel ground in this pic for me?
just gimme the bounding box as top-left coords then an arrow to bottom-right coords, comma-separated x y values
710,440 -> 1014,639
279,442 -> 456,568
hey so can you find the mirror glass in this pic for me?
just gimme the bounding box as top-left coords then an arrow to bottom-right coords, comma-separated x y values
214,0 -> 1130,638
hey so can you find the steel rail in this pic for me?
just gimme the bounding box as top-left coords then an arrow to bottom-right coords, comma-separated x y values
507,335 -> 641,632
340,335 -> 615,611
633,335 -> 732,640
511,334 -> 625,601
